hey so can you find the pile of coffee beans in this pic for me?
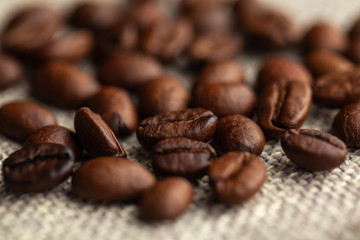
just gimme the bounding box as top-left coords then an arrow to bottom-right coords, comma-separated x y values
0,0 -> 359,222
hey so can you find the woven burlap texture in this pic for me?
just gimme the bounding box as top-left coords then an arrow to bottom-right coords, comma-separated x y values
1,0 -> 360,239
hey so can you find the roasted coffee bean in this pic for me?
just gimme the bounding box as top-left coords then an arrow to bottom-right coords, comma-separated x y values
208,151 -> 267,204
0,53 -> 23,90
136,108 -> 218,149
214,115 -> 265,155
332,102 -> 360,148
0,100 -> 57,142
72,157 -> 156,201
141,17 -> 193,61
153,137 -> 216,179
257,81 -> 312,139
1,6 -> 61,55
192,82 -> 256,117
195,60 -> 244,85
2,143 -> 74,192
257,56 -> 312,88
303,22 -> 348,53
349,18 -> 360,40
32,61 -> 99,108
24,125 -> 82,161
86,87 -> 138,136
69,2 -> 119,33
97,52 -> 163,89
347,38 -> 360,64
74,107 -> 127,158
139,177 -> 193,221
305,50 -> 354,77
37,29 -> 93,62
313,68 -> 360,107
189,31 -> 242,64
139,75 -> 190,117
281,129 -> 346,171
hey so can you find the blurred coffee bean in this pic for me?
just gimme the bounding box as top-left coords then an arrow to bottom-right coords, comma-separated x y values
139,75 -> 190,117
0,100 -> 57,142
303,22 -> 348,53
97,52 -> 163,89
347,38 -> 360,64
192,82 -> 256,117
305,50 -> 354,77
349,18 -> 360,40
126,0 -> 163,32
32,61 -> 99,108
86,86 -> 138,136
0,53 -> 23,90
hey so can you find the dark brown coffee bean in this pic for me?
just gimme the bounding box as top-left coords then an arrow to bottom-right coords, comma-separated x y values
214,115 -> 265,155
141,17 -> 193,61
72,157 -> 156,201
281,129 -> 346,171
136,108 -> 218,149
32,61 -> 99,108
347,38 -> 360,64
195,60 -> 244,85
37,29 -> 93,62
97,52 -> 163,89
153,137 -> 216,179
313,68 -> 360,107
257,56 -> 312,88
2,143 -> 74,192
349,18 -> 360,40
0,53 -> 23,90
1,6 -> 61,55
139,75 -> 190,117
192,82 -> 256,117
303,22 -> 348,53
305,50 -> 354,77
24,125 -> 82,161
139,177 -> 193,221
332,102 -> 360,148
257,81 -> 312,139
0,100 -> 57,142
189,31 -> 242,64
86,87 -> 138,136
74,107 -> 127,158
69,2 -> 119,33
209,151 -> 266,204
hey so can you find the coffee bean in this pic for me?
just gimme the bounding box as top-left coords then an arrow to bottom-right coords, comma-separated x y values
257,56 -> 312,88
136,108 -> 218,149
2,143 -> 74,192
214,115 -> 265,155
141,17 -> 193,61
347,38 -> 360,64
257,81 -> 312,139
37,29 -> 94,62
0,53 -> 23,90
281,129 -> 346,171
192,82 -> 256,117
195,60 -> 244,85
305,49 -> 354,77
189,31 -> 242,64
32,61 -> 99,108
313,68 -> 360,107
0,100 -> 57,142
72,157 -> 156,201
97,52 -> 163,89
139,75 -> 190,117
153,137 -> 216,179
332,102 -> 360,148
138,177 -> 193,221
1,6 -> 61,55
69,2 -> 119,33
74,107 -> 127,158
86,87 -> 138,136
349,18 -> 360,40
208,151 -> 266,204
303,22 -> 348,53
24,125 -> 82,161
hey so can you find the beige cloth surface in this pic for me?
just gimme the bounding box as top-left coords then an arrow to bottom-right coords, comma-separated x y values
1,0 -> 360,239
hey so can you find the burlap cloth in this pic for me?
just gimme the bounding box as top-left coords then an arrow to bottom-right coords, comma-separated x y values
1,0 -> 360,239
